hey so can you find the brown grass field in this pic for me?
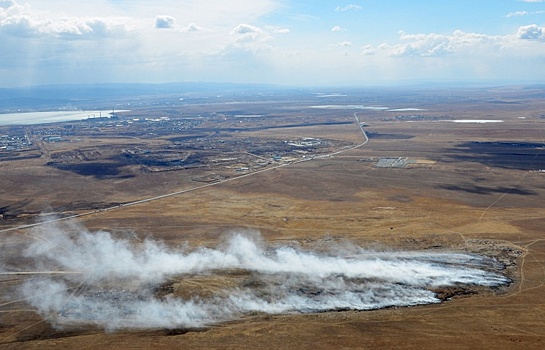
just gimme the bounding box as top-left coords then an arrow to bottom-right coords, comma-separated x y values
1,87 -> 545,348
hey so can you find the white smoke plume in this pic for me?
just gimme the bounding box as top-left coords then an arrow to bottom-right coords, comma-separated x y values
17,221 -> 509,331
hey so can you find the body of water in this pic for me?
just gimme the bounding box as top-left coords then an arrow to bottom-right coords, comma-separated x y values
0,111 -> 120,126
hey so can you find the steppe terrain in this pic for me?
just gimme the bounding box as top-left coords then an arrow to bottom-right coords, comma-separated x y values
1,86 -> 545,349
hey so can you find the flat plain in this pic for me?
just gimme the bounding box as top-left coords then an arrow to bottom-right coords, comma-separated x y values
1,86 -> 545,349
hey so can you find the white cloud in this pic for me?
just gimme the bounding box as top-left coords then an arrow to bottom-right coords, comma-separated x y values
231,23 -> 261,35
517,24 -> 545,40
361,44 -> 375,56
231,23 -> 263,42
3,0 -> 545,87
0,0 -> 30,18
0,9 -> 130,39
506,11 -> 529,18
155,15 -> 176,29
506,10 -> 545,17
0,15 -> 40,37
0,0 -> 287,87
0,0 -> 15,10
380,30 -> 504,57
222,23 -> 274,65
51,17 -> 129,39
519,0 -> 545,2
184,22 -> 203,32
266,25 -> 290,34
335,4 -> 362,12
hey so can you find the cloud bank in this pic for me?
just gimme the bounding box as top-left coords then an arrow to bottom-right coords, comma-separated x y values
0,1 -> 130,39
16,221 -> 509,331
2,0 -> 545,86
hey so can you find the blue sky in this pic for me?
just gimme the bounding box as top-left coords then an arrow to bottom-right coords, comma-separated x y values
1,0 -> 545,87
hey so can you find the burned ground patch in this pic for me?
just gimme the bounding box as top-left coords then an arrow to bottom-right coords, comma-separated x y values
14,226 -> 511,332
119,151 -> 199,168
0,151 -> 41,162
438,184 -> 537,196
0,199 -> 33,219
167,134 -> 212,143
366,131 -> 415,140
48,161 -> 134,179
447,141 -> 545,170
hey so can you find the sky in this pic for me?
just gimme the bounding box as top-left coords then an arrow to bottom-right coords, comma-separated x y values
1,0 -> 545,87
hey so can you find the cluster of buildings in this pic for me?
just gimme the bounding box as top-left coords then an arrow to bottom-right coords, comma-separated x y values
0,134 -> 31,151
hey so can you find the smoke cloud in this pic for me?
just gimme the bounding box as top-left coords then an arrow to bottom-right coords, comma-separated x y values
17,221 -> 509,331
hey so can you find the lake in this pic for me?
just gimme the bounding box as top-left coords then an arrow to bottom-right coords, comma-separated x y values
0,110 -> 119,126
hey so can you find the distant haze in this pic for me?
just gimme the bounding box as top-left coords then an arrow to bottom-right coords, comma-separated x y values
1,1 -> 545,87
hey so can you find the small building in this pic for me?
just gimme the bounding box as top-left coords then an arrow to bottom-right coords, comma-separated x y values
44,136 -> 62,142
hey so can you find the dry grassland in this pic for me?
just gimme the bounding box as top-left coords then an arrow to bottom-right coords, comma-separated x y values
1,89 -> 545,348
